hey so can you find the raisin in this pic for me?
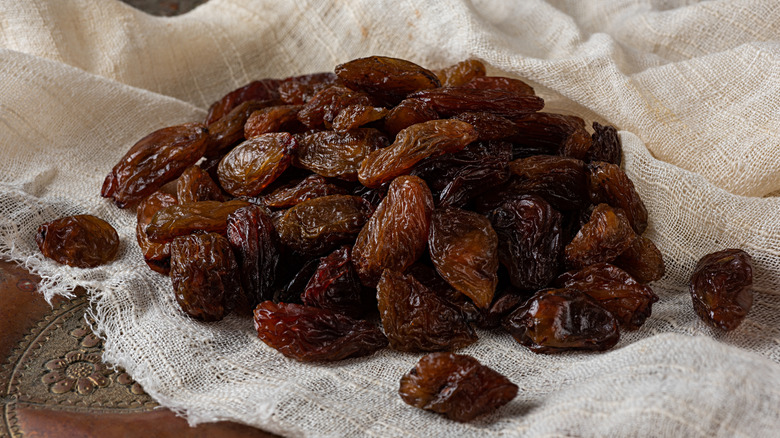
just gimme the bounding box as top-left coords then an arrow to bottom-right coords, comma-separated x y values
614,235 -> 665,283
408,87 -> 544,118
559,123 -> 593,161
383,98 -> 439,137
145,199 -> 250,243
297,85 -> 373,129
278,72 -> 338,105
205,100 -> 275,157
301,246 -> 367,319
451,111 -> 519,141
503,288 -> 620,353
261,174 -> 348,209
556,263 -> 658,330
358,120 -> 478,188
399,352 -> 518,422
217,133 -> 297,197
206,79 -> 282,125
438,156 -> 509,208
587,161 -> 648,234
244,105 -> 304,138
407,263 -> 481,323
136,191 -> 177,274
377,269 -> 477,352
428,208 -> 498,309
253,301 -> 388,362
36,215 -> 119,268
435,59 -> 487,87
275,195 -> 373,255
295,129 -> 389,180
508,155 -> 590,211
489,195 -> 563,290
170,232 -> 243,321
462,76 -> 535,95
476,292 -> 528,330
564,203 -> 637,270
273,257 -> 319,304
176,165 -> 225,204
227,205 -> 280,307
587,122 -> 622,165
509,112 -> 586,157
335,56 -> 441,105
332,104 -> 389,132
353,175 -> 433,287
101,123 -> 208,208
690,249 -> 753,331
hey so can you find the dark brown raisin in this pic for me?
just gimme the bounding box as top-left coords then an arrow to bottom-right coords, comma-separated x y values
136,191 -> 177,274
101,123 -> 208,208
383,98 -> 439,137
297,85 -> 373,129
556,263 -> 658,330
451,112 -> 519,141
332,104 -> 389,132
244,105 -> 303,138
36,215 -> 119,268
508,155 -> 590,211
358,120 -> 478,188
295,129 -> 389,180
176,165 -> 225,204
278,72 -> 338,105
275,195 -> 373,255
335,56 -> 441,105
428,208 -> 498,308
145,199 -> 250,243
206,79 -> 282,125
690,249 -> 753,331
399,352 -> 518,422
253,301 -> 388,361
261,174 -> 348,209
503,288 -> 620,353
614,235 -> 665,283
564,203 -> 638,270
169,232 -> 243,321
462,76 -> 535,95
408,87 -> 544,118
227,205 -> 280,306
435,59 -> 487,87
587,161 -> 648,234
301,246 -> 367,319
353,175 -> 433,287
377,269 -> 477,352
205,100 -> 275,157
509,112 -> 586,157
587,122 -> 622,165
217,133 -> 297,197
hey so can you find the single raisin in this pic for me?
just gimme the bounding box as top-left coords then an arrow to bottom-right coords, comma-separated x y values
295,129 -> 389,180
587,161 -> 648,234
383,98 -> 439,137
451,111 -> 519,141
301,246 -> 366,319
176,165 -> 225,204
508,155 -> 590,211
462,76 -> 535,95
278,72 -> 338,105
205,100 -> 275,157
297,85 -> 373,129
145,199 -> 250,243
217,133 -> 297,197
36,215 -> 119,268
253,301 -> 388,361
261,174 -> 348,209
244,105 -> 304,138
408,87 -> 544,118
227,205 -> 280,307
435,59 -> 487,87
564,203 -> 638,270
206,78 -> 282,124
690,249 -> 753,331
509,112 -> 586,157
332,104 -> 389,132
587,122 -> 622,165
335,56 -> 441,105
614,235 -> 665,283
136,191 -> 177,274
399,352 -> 518,422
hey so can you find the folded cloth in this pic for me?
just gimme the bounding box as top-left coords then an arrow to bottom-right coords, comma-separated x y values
0,1 -> 778,436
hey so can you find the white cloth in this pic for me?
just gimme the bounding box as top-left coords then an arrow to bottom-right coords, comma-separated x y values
1,0 -> 779,436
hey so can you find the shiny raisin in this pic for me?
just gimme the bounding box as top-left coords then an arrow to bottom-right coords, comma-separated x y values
205,100 -> 275,157
146,199 -> 250,243
176,165 -> 225,204
206,79 -> 281,125
508,155 -> 590,211
227,205 -> 280,306
462,76 -> 535,95
301,246 -> 366,319
690,249 -> 753,331
278,72 -> 338,105
244,105 -> 303,138
564,203 -> 637,270
614,235 -> 665,283
261,174 -> 348,209
295,129 -> 388,180
332,104 -> 389,132
408,87 -> 544,118
587,122 -> 622,165
435,59 -> 487,87
136,192 -> 177,274
36,215 -> 119,268
383,98 -> 439,137
335,56 -> 441,105
587,161 -> 648,234
217,133 -> 297,197
297,85 -> 373,129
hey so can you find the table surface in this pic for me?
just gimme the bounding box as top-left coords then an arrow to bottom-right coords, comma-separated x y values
0,3 -> 280,436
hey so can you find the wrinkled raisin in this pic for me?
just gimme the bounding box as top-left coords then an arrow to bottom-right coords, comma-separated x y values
335,56 -> 441,105
301,246 -> 367,319
435,59 -> 487,87
588,161 -> 648,234
261,174 -> 348,209
176,165 -> 225,204
690,249 -> 753,331
146,199 -> 250,243
227,205 -> 280,306
217,133 -> 297,197
136,192 -> 177,274
564,203 -> 637,269
614,235 -> 665,283
295,129 -> 388,180
36,215 -> 119,268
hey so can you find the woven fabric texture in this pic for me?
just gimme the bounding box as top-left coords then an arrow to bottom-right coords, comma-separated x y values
1,0 -> 779,436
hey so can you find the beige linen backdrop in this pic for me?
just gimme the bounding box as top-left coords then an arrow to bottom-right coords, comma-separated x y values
1,0 -> 779,436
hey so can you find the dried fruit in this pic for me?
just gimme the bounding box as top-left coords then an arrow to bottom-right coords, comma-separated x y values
556,263 -> 658,330
205,100 -> 275,157
476,292 -> 528,330
176,165 -> 225,204
462,76 -> 535,95
146,199 -> 250,243
206,79 -> 282,125
408,86 -> 544,118
217,133 -> 297,197
136,191 -> 177,274
503,288 -> 620,353
227,205 -> 280,306
690,249 -> 753,331
278,72 -> 338,105
332,104 -> 389,132
451,112 -> 519,141
301,246 -> 366,319
253,301 -> 388,361
36,215 -> 119,268
614,235 -> 665,283
564,203 -> 638,269
489,196 -> 563,290
587,122 -> 622,165
297,85 -> 373,129
407,263 -> 480,323
399,352 -> 518,422
508,155 -> 590,211
435,59 -> 487,87
261,174 -> 348,209
101,123 -> 208,208
428,208 -> 498,308
358,120 -> 478,188
335,56 -> 441,105
275,195 -> 373,255
295,129 -> 388,180
244,105 -> 303,138
383,98 -> 438,136
170,232 -> 242,321
588,161 -> 648,234
353,175 -> 433,287
377,269 -> 477,352
510,112 -> 586,157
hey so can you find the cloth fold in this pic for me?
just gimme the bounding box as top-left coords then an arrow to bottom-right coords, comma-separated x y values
1,0 -> 778,436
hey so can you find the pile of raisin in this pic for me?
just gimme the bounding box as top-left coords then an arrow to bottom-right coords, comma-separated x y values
99,55 -> 679,421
